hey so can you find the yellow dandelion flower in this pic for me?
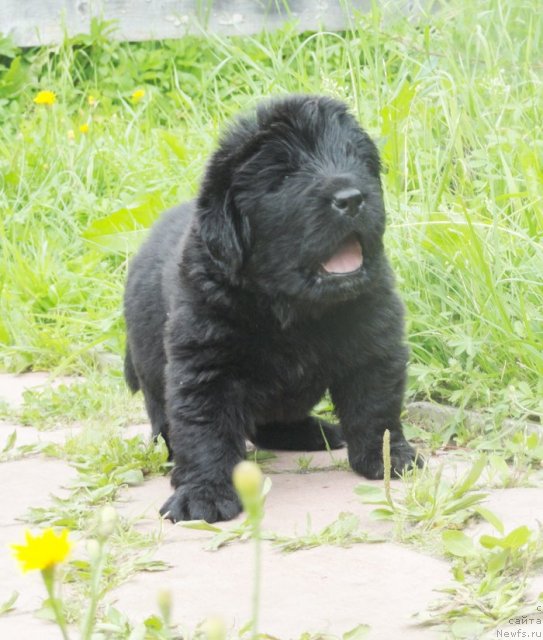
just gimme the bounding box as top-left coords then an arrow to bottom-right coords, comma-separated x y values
34,90 -> 56,106
79,123 -> 89,134
87,95 -> 97,106
11,528 -> 72,573
131,88 -> 145,104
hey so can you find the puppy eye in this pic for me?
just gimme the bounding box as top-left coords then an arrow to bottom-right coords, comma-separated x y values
268,173 -> 290,192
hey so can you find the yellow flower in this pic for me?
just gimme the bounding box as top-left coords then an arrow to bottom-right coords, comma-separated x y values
34,90 -> 56,106
11,528 -> 72,573
131,88 -> 145,104
87,95 -> 97,106
79,123 -> 89,134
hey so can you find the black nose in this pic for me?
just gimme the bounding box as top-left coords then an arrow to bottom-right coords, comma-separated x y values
332,188 -> 363,217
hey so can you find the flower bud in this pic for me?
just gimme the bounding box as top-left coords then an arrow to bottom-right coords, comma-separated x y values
97,505 -> 118,540
232,461 -> 263,503
157,588 -> 172,623
199,615 -> 227,640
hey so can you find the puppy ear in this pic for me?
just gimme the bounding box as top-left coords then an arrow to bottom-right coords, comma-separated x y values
197,189 -> 250,283
196,114 -> 261,282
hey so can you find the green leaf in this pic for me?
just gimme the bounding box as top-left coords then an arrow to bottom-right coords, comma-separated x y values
488,454 -> 510,476
159,130 -> 187,161
355,484 -> 386,504
452,564 -> 465,582
369,508 -> 394,521
205,529 -> 248,551
0,591 -> 18,616
452,455 -> 487,498
0,34 -> 19,58
182,520 -> 223,533
1,430 -> 17,454
450,617 -> 485,638
479,534 -> 502,549
487,549 -> 508,575
312,397 -> 334,414
526,432 -> 539,449
481,526 -> 532,551
443,492 -> 487,515
475,506 -> 504,534
82,193 -> 166,254
343,623 -> 371,640
89,484 -> 118,501
116,468 -> 144,486
502,525 -> 531,550
0,56 -> 28,98
442,530 -> 476,557
143,614 -> 164,630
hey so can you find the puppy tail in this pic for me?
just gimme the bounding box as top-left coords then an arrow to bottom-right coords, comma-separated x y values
124,344 -> 140,393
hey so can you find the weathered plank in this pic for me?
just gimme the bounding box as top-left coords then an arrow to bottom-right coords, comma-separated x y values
1,0 -> 423,47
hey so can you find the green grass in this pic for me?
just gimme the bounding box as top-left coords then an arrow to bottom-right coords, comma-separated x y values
0,0 -> 541,428
357,454 -> 491,546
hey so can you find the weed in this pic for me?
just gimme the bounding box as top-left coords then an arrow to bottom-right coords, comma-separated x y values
23,430 -> 169,527
14,428 -> 170,632
356,450 -> 489,545
185,499 -> 384,555
480,429 -> 543,487
0,429 -> 62,461
0,591 -> 18,616
274,512 -> 385,552
419,518 -> 543,636
296,454 -> 314,473
16,373 -> 146,429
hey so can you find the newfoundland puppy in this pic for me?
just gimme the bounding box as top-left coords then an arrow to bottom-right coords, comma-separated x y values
124,94 -> 419,522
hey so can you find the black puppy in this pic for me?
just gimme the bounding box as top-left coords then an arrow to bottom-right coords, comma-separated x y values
124,94 -> 419,522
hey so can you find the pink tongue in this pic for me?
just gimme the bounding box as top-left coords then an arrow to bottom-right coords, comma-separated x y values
321,236 -> 363,274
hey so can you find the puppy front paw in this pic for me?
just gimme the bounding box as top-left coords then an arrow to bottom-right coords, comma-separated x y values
159,482 -> 242,523
349,432 -> 422,479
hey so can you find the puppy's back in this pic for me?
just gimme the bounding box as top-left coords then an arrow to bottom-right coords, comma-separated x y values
125,202 -> 194,304
124,202 -> 195,391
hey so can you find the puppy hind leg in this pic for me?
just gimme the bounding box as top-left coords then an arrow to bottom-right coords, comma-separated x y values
124,345 -> 140,392
141,387 -> 171,457
253,417 -> 344,452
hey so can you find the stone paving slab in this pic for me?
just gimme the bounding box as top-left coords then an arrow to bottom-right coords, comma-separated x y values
110,469 -> 451,638
0,453 -> 77,639
109,534 -> 450,639
1,373 -> 542,639
0,372 -> 80,409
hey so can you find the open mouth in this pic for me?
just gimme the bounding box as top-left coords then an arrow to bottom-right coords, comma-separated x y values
320,234 -> 363,275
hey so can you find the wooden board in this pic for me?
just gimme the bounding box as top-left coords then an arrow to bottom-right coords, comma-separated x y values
0,0 -> 424,47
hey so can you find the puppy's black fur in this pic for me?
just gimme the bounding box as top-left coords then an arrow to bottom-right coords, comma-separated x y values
124,95 -> 419,522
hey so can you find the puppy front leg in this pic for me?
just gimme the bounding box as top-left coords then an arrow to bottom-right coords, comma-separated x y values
330,357 -> 420,479
159,372 -> 249,523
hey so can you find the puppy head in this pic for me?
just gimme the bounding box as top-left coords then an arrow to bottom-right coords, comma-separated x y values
196,95 -> 386,307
